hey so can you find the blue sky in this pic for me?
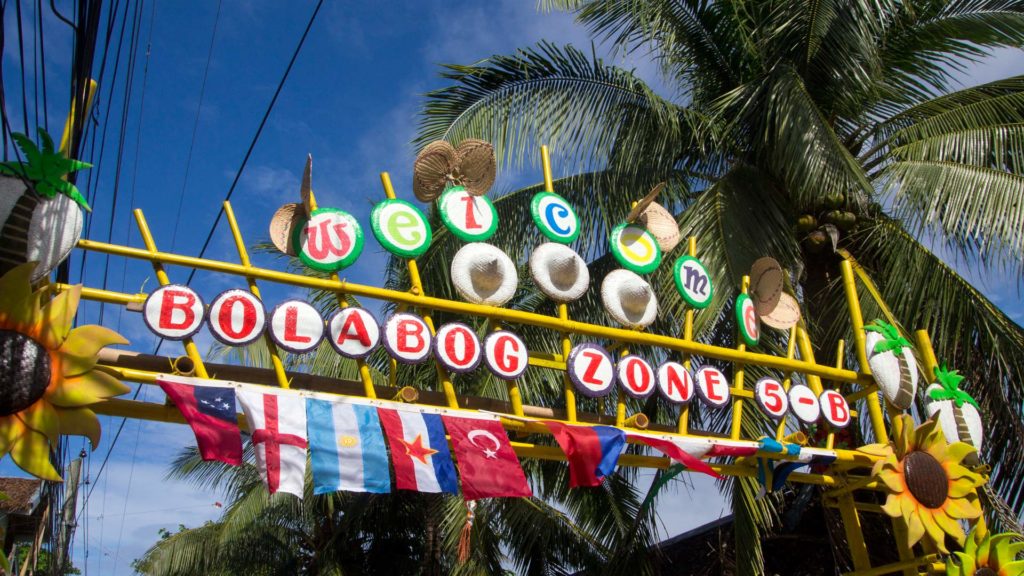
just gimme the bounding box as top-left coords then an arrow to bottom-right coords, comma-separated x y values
2,1 -> 1023,574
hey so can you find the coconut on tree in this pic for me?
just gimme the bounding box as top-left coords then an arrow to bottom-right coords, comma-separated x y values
0,129 -> 91,281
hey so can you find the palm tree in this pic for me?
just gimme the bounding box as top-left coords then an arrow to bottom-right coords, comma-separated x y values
410,0 -> 1024,572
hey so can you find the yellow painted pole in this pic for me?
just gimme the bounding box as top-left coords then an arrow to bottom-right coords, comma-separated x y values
616,347 -> 629,427
677,236 -> 697,434
729,275 -> 750,440
835,492 -> 873,572
380,172 -> 459,409
133,209 -> 209,379
914,330 -> 939,383
825,339 -> 845,450
541,145 -> 578,423
795,324 -> 824,396
305,189 -> 377,399
223,201 -> 291,389
59,79 -> 98,157
840,259 -> 888,444
774,325 -> 799,441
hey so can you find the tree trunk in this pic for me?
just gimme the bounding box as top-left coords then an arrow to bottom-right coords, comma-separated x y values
893,357 -> 914,409
0,190 -> 37,277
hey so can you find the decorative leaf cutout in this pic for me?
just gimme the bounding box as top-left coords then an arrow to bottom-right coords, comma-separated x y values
865,318 -> 912,354
0,128 -> 92,211
930,364 -> 980,409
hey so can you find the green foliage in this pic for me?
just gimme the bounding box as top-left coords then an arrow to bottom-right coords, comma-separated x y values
0,129 -> 92,211
865,319 -> 912,354
930,364 -> 980,409
8,543 -> 80,575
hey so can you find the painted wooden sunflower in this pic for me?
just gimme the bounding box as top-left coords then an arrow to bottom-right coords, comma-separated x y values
859,414 -> 985,553
945,524 -> 1024,576
0,263 -> 129,480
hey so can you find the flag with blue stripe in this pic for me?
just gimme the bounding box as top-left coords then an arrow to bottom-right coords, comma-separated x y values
307,399 -> 391,495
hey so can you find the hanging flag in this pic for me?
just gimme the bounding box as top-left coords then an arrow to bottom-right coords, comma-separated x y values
628,434 -> 722,480
378,408 -> 458,494
158,376 -> 242,466
442,415 -> 531,500
236,387 -> 309,498
761,448 -> 838,492
306,398 -> 390,495
705,439 -> 760,458
543,422 -> 626,487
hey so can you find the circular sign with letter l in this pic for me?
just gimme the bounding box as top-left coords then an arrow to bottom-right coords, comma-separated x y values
755,377 -> 789,419
819,390 -> 852,428
695,366 -> 731,408
327,307 -> 380,359
207,289 -> 266,346
144,284 -> 205,341
370,199 -> 432,258
483,331 -> 528,380
673,256 -> 714,309
434,322 -> 482,374
567,343 -> 615,397
736,293 -> 760,346
438,186 -> 498,242
293,208 -> 364,272
269,300 -> 325,354
608,223 -> 662,274
617,355 -> 656,399
788,384 -> 821,424
382,313 -> 433,365
656,361 -> 694,404
530,191 -> 580,244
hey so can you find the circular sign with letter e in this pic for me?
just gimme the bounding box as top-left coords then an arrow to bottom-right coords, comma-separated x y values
656,361 -> 693,404
434,323 -> 482,374
788,384 -> 821,424
483,332 -> 528,380
293,208 -> 364,272
609,223 -> 662,274
694,366 -> 731,408
327,307 -> 380,359
736,293 -> 760,346
370,199 -> 431,258
144,284 -> 205,341
616,355 -> 656,399
530,191 -> 580,243
567,343 -> 615,397
754,377 -> 789,420
269,300 -> 325,354
382,313 -> 433,364
673,256 -> 714,309
438,186 -> 497,242
819,390 -> 851,428
207,289 -> 266,346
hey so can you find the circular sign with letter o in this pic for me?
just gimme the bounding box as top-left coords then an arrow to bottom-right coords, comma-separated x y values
609,223 -> 662,274
370,199 -> 431,258
293,208 -> 364,272
434,322 -> 482,374
530,191 -> 580,243
617,355 -> 656,399
207,289 -> 266,346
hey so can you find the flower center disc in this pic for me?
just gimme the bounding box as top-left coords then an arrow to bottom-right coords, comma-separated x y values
974,568 -> 997,576
0,330 -> 52,416
903,451 -> 949,509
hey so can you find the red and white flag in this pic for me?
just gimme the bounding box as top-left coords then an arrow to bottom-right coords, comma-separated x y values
442,416 -> 532,500
236,387 -> 308,498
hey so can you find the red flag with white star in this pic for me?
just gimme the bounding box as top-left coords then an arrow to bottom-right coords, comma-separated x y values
442,416 -> 532,500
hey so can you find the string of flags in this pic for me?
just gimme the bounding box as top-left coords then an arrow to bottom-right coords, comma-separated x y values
157,375 -> 836,500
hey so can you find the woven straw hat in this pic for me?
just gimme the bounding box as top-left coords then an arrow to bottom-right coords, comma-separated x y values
413,139 -> 496,202
626,183 -> 681,252
749,256 -> 801,329
529,243 -> 590,302
451,242 -> 518,306
601,269 -> 658,328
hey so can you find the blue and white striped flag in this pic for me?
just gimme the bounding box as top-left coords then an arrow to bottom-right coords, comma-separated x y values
306,399 -> 391,495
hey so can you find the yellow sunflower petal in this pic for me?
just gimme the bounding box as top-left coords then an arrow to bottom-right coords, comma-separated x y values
58,325 -> 129,377
905,504 -> 927,547
9,429 -> 61,481
931,509 -> 966,547
949,478 -> 979,499
893,415 -> 912,457
14,399 -> 60,446
878,468 -> 906,493
945,494 -> 982,520
993,535 -> 1018,570
48,369 -> 130,408
1002,560 -> 1024,576
943,442 -> 978,467
0,414 -> 26,457
0,263 -> 40,327
950,551 -> 976,574
859,443 -> 893,457
39,285 -> 80,350
55,406 -> 101,448
881,494 -> 903,518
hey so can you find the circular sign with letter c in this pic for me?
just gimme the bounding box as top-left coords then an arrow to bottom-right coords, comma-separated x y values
530,191 -> 580,243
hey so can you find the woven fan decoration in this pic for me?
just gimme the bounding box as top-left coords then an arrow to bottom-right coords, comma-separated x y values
413,139 -> 496,201
626,182 -> 681,253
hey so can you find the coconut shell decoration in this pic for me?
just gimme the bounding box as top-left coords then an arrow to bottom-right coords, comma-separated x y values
864,319 -> 918,410
0,130 -> 92,281
412,139 -> 496,202
925,365 -> 983,451
626,183 -> 681,253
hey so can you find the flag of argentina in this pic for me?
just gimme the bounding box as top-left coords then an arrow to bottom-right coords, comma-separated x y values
307,399 -> 391,495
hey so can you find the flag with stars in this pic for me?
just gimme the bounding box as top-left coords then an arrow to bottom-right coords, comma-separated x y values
442,415 -> 531,500
306,398 -> 390,495
378,407 -> 458,494
158,375 -> 242,466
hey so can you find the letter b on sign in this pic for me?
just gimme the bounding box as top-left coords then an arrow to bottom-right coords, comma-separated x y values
383,313 -> 432,364
144,285 -> 205,340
